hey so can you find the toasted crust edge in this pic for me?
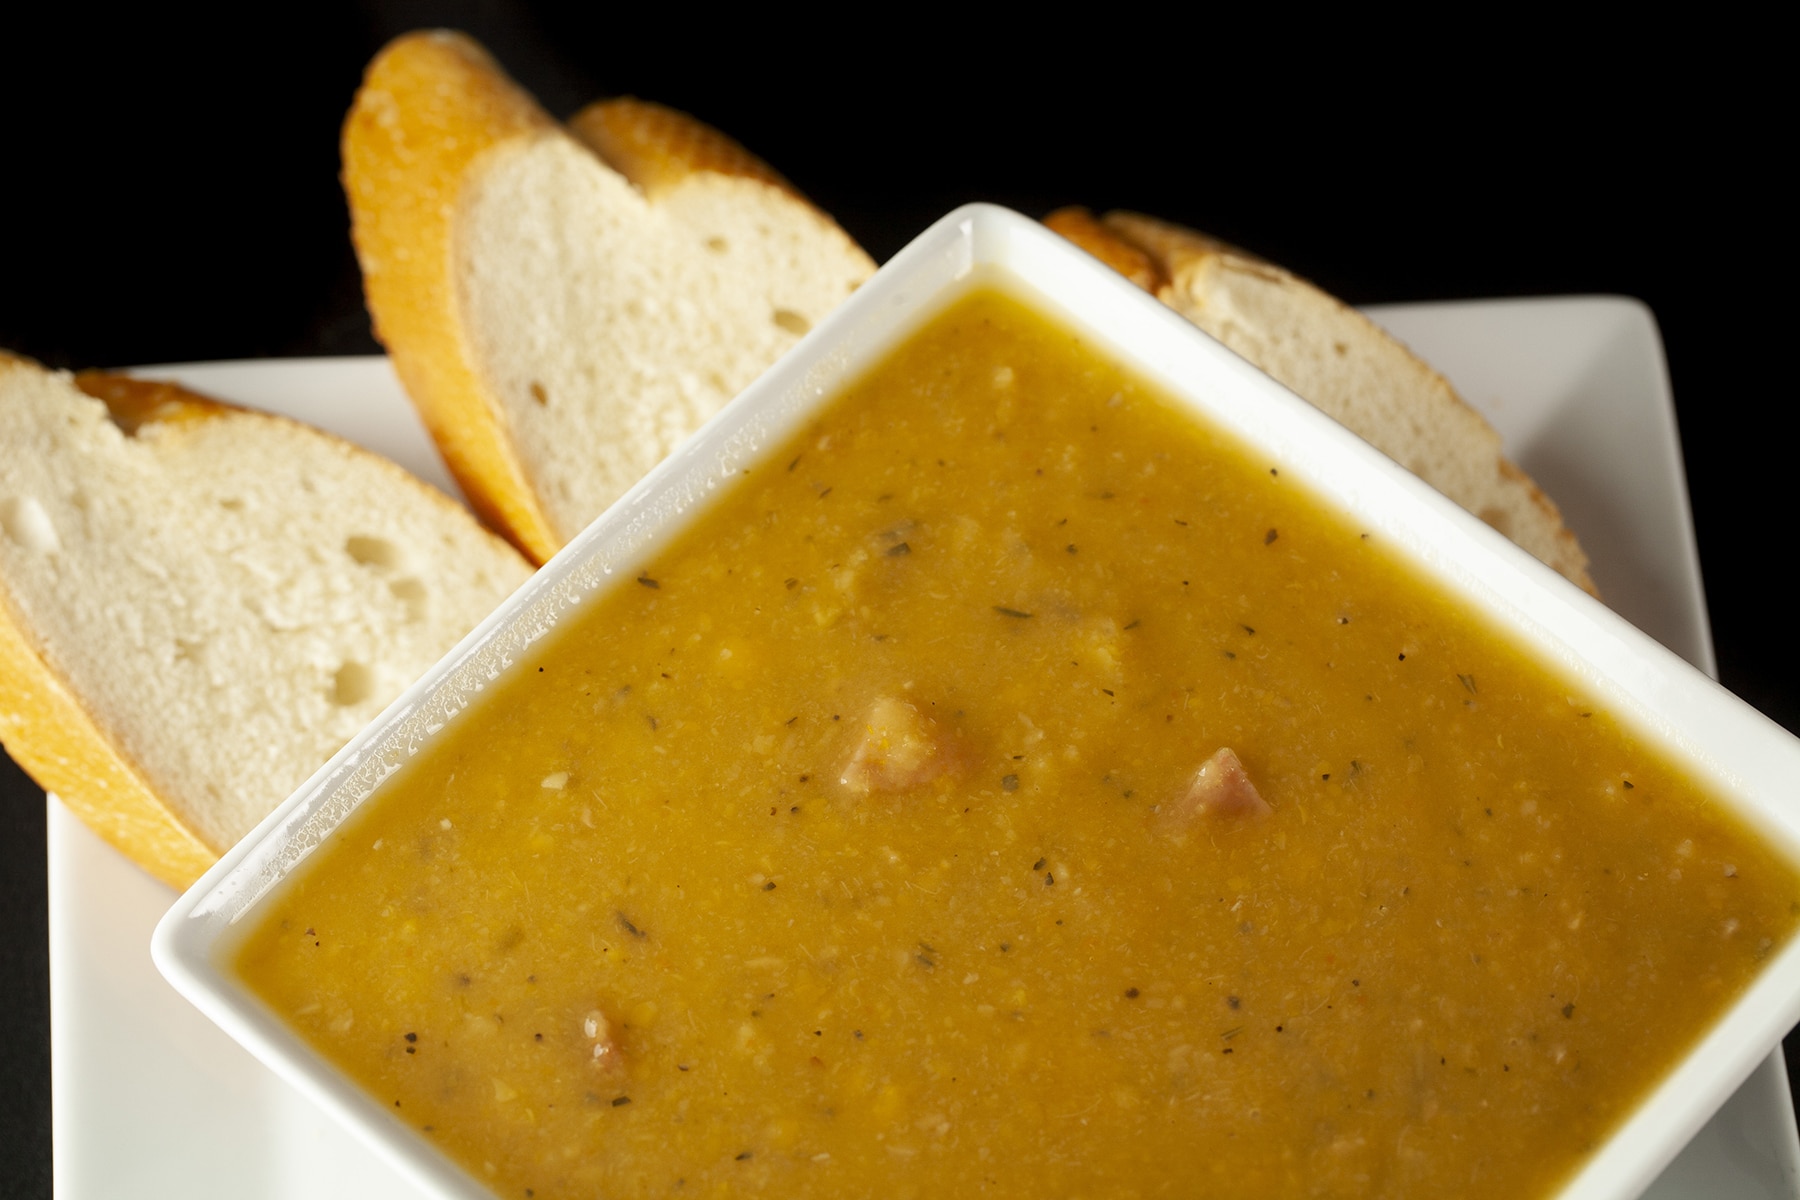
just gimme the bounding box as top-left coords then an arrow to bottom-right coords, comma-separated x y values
568,97 -> 799,201
343,30 -> 561,564
0,581 -> 216,890
1042,207 -> 1165,294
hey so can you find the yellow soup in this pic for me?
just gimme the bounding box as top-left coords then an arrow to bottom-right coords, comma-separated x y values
236,288 -> 1800,1199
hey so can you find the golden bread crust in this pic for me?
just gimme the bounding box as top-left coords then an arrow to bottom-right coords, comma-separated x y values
568,97 -> 796,200
72,370 -> 232,431
343,31 -> 561,563
1100,213 -> 1268,272
0,582 -> 216,889
1043,207 -> 1165,293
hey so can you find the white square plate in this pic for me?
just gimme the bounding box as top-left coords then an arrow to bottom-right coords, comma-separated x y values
48,290 -> 1798,1197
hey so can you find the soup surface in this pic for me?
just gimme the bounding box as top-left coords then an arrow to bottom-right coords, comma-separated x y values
236,288 -> 1800,1199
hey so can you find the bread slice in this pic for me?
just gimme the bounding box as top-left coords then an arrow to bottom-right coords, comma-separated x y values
0,356 -> 532,887
344,32 -> 875,563
1044,208 -> 1595,594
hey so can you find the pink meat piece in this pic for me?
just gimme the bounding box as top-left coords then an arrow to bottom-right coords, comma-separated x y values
585,1008 -> 622,1073
1173,747 -> 1270,821
840,696 -> 952,793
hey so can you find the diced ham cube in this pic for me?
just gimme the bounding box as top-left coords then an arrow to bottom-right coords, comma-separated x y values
1171,747 -> 1270,821
840,696 -> 953,793
585,1008 -> 621,1072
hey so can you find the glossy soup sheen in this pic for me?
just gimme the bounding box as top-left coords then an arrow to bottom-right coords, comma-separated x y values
236,288 -> 1800,1199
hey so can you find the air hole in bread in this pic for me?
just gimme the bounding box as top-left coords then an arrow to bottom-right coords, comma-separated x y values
772,309 -> 811,337
1,495 -> 60,553
345,534 -> 402,569
389,576 -> 429,622
529,381 -> 549,407
1479,507 -> 1514,538
332,661 -> 376,706
219,497 -> 245,511
705,236 -> 729,254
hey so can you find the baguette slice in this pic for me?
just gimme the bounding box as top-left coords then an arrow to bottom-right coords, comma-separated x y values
344,32 -> 875,563
1045,208 -> 1595,594
0,356 -> 532,888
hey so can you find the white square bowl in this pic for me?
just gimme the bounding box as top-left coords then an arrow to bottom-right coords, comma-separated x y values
154,204 -> 1800,1200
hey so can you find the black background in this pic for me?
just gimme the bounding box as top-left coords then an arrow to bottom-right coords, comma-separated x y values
1,6 -> 1790,1193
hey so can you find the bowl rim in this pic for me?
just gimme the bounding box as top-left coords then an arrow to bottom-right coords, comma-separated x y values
155,202 -> 1800,1200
